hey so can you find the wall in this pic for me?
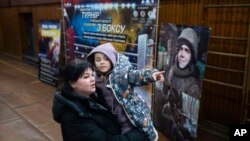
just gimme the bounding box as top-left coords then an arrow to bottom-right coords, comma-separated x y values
0,15 -> 3,52
0,3 -> 61,57
11,0 -> 59,6
0,7 -> 21,56
0,0 -> 10,7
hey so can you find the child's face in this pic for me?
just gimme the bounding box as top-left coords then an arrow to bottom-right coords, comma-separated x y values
94,53 -> 112,73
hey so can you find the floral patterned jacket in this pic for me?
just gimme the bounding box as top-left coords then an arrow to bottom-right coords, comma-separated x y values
108,53 -> 158,141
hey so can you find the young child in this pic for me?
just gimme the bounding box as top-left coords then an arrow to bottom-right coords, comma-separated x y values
87,43 -> 164,141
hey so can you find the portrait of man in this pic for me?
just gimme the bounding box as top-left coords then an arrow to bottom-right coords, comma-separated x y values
153,24 -> 209,141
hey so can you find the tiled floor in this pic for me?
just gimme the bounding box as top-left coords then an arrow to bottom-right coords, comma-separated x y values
0,53 -> 228,141
0,53 -> 62,141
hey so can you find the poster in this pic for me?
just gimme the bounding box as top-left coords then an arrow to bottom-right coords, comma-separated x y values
38,20 -> 61,86
153,23 -> 209,141
62,0 -> 159,69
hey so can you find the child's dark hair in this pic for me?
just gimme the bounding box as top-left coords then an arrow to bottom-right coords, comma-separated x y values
60,59 -> 93,93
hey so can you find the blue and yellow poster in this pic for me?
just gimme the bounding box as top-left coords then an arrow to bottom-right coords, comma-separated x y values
38,20 -> 61,86
63,0 -> 159,69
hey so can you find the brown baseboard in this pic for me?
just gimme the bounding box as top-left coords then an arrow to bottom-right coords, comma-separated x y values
1,52 -> 22,60
198,119 -> 229,140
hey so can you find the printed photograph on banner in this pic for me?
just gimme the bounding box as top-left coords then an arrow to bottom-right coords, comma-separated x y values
38,20 -> 61,86
153,23 -> 210,141
62,0 -> 158,69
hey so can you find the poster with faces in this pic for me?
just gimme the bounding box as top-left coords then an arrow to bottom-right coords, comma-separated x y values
153,23 -> 209,141
38,20 -> 61,86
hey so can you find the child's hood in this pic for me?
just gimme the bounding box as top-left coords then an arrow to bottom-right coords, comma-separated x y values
87,43 -> 117,67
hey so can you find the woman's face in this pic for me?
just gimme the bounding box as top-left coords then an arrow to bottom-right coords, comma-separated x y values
70,68 -> 96,96
94,53 -> 112,73
177,44 -> 191,69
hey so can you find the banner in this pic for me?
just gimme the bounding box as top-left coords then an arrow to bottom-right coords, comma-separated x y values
62,0 -> 159,69
38,20 -> 61,86
153,23 -> 209,141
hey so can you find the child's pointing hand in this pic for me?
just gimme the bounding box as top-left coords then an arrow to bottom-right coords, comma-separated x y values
152,71 -> 165,82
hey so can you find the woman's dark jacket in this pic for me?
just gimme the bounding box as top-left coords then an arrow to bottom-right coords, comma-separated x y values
52,91 -> 147,141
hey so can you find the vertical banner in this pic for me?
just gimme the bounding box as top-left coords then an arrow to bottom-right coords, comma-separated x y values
153,23 -> 209,141
62,0 -> 159,69
38,20 -> 61,86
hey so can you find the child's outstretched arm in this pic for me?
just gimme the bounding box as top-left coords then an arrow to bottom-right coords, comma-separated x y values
127,69 -> 165,86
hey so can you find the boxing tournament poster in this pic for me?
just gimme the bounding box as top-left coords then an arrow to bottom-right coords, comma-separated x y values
62,0 -> 159,69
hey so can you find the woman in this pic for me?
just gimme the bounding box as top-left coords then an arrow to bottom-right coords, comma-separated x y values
52,59 -> 147,141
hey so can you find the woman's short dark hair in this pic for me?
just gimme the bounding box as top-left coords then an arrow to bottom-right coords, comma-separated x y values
60,59 -> 93,92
